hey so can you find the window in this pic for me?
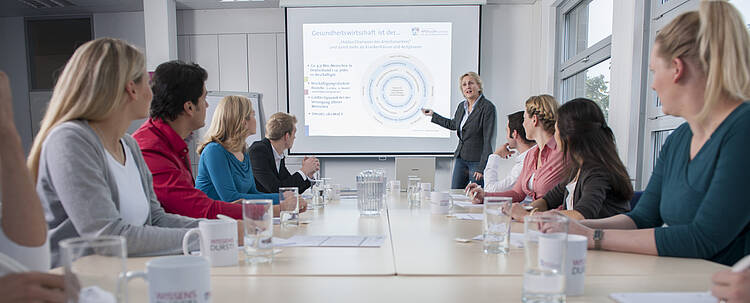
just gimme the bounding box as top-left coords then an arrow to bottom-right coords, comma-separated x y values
732,0 -> 750,30
561,58 -> 611,120
640,0 -> 697,187
557,0 -> 613,118
651,129 -> 673,169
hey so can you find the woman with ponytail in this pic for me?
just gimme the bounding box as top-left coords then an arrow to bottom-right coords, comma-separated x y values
564,0 -> 750,266
508,98 -> 632,221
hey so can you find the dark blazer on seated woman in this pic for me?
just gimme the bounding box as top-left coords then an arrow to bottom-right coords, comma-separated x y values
543,163 -> 631,220
249,138 -> 311,193
431,94 -> 496,188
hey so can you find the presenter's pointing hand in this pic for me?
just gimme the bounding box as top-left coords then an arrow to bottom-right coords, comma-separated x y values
421,108 -> 433,116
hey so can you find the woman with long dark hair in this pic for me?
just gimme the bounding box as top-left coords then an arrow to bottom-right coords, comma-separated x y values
509,98 -> 632,221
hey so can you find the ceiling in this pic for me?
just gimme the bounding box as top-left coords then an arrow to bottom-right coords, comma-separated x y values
0,0 -> 278,18
0,0 -> 533,18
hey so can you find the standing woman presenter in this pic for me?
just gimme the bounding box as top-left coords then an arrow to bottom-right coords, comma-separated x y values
423,72 -> 496,189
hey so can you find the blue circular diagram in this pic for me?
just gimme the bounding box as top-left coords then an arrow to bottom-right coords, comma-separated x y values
362,54 -> 433,127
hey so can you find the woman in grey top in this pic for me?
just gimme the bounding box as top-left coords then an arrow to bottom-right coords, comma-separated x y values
26,38 -> 231,266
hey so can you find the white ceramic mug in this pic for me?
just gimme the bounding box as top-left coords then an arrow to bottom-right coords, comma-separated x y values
566,234 -> 588,296
126,255 -> 211,303
429,191 -> 452,214
182,220 -> 238,267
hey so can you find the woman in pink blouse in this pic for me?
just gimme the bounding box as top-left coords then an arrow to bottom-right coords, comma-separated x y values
469,94 -> 565,204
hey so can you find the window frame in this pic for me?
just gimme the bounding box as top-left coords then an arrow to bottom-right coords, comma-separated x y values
555,0 -> 613,104
639,0 -> 698,186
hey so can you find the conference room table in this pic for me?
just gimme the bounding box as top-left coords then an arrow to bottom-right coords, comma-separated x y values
120,192 -> 727,302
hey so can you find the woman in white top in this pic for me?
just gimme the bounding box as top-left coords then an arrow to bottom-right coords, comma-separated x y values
26,38 -> 240,267
470,111 -> 535,193
0,71 -> 64,302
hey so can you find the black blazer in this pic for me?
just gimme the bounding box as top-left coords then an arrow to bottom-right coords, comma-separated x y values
543,164 -> 631,219
431,95 -> 496,171
249,138 -> 311,193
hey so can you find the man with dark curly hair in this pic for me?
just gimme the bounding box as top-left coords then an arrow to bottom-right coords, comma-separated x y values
133,60 -> 244,219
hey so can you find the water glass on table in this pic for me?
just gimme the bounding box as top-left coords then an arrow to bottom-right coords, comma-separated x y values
242,199 -> 274,264
419,182 -> 432,203
387,180 -> 401,197
310,180 -> 325,209
407,176 -> 421,208
522,213 -> 569,303
320,177 -> 332,204
59,235 -> 127,303
279,187 -> 300,226
483,196 -> 512,254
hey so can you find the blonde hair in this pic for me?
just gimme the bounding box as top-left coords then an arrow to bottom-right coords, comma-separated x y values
198,95 -> 254,155
655,0 -> 750,120
525,94 -> 559,134
459,72 -> 483,94
28,38 -> 145,180
266,112 -> 297,141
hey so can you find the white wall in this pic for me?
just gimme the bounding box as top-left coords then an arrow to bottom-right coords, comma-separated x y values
0,4 -> 553,189
173,5 -> 544,189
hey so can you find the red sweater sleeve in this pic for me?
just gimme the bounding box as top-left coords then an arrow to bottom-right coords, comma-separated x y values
143,151 -> 243,219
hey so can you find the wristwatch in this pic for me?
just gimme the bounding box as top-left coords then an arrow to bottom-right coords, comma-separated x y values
593,229 -> 604,250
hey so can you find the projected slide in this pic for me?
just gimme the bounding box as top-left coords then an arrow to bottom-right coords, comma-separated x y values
303,22 -> 452,138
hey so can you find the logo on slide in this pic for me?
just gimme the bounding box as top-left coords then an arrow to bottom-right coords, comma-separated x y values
362,53 -> 434,128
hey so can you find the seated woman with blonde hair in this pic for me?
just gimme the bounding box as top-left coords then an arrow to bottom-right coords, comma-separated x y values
196,96 -> 304,215
29,38 -> 216,267
565,1 -> 750,267
469,94 -> 565,204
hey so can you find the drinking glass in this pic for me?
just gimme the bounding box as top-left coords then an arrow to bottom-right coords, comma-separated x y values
279,187 -> 299,226
320,178 -> 332,204
310,180 -> 325,209
483,196 -> 512,254
59,235 -> 127,303
242,199 -> 274,264
419,182 -> 432,203
387,180 -> 401,196
407,176 -> 421,208
522,213 -> 569,303
356,169 -> 385,216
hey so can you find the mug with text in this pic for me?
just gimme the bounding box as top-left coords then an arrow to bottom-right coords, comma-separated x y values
182,220 -> 238,267
126,255 -> 211,303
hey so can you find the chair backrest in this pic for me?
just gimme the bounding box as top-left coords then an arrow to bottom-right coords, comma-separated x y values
630,191 -> 644,210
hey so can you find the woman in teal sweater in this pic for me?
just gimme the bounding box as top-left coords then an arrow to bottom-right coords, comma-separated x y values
196,96 -> 279,205
565,1 -> 750,266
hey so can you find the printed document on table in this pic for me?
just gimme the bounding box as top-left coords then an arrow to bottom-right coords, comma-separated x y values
282,235 -> 385,247
453,200 -> 483,209
450,194 -> 471,201
472,233 -> 525,248
453,213 -> 484,221
609,292 -> 716,303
